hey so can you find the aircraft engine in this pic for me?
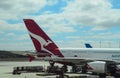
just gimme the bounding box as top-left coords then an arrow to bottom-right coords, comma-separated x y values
116,64 -> 120,73
87,61 -> 106,73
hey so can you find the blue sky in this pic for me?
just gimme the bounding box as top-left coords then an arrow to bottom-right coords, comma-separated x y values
0,0 -> 120,51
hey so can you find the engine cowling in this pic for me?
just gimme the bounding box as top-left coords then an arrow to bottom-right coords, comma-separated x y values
116,64 -> 120,73
87,61 -> 106,73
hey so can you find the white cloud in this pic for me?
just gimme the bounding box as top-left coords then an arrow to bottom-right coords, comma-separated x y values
62,0 -> 120,29
29,14 -> 76,34
0,0 -> 47,20
66,31 -> 120,41
56,39 -> 86,48
6,33 -> 15,36
0,31 -> 4,34
0,42 -> 34,51
56,39 -> 120,48
28,0 -> 120,33
17,34 -> 30,40
1,0 -> 119,32
0,20 -> 26,31
47,0 -> 59,6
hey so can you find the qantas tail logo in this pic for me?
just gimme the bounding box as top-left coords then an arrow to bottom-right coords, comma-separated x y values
23,19 -> 64,57
28,31 -> 55,56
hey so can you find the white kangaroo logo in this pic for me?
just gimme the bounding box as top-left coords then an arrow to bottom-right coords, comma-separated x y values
29,31 -> 55,56
44,40 -> 52,46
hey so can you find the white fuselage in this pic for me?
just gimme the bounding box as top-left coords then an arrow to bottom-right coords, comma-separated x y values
59,48 -> 120,63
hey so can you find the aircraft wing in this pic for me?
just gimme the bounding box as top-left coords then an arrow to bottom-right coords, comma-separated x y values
36,56 -> 119,65
35,57 -> 95,65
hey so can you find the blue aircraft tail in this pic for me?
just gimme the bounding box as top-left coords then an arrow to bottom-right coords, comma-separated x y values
85,43 -> 92,48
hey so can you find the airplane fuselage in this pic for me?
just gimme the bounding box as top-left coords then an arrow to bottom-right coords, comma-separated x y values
59,48 -> 120,63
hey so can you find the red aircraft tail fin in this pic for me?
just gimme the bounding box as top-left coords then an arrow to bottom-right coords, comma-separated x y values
23,19 -> 63,57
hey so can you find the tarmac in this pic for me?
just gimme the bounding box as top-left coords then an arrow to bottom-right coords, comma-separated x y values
36,73 -> 114,78
0,61 -> 115,78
